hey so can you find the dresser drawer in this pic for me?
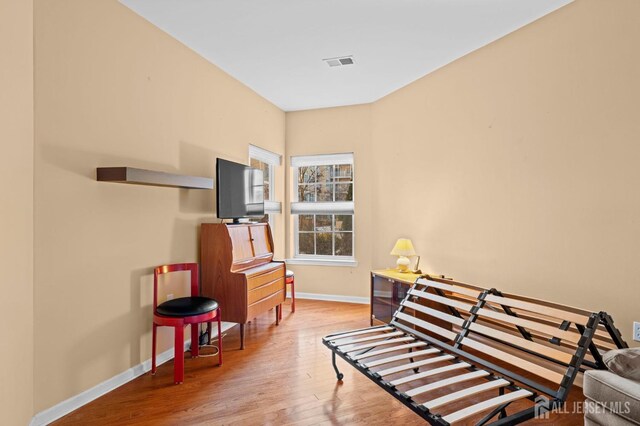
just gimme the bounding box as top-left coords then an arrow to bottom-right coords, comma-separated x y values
247,289 -> 285,320
248,278 -> 285,305
247,266 -> 284,291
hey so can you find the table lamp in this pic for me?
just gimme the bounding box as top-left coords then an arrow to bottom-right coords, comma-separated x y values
390,238 -> 416,272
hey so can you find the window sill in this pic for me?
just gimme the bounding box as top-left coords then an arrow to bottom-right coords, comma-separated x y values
285,258 -> 358,267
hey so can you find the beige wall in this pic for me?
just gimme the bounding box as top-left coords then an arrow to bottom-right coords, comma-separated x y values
285,105 -> 373,298
0,0 -> 35,423
286,0 -> 640,344
33,0 -> 284,412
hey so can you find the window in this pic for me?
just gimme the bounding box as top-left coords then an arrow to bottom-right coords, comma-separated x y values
249,145 -> 282,227
291,153 -> 355,263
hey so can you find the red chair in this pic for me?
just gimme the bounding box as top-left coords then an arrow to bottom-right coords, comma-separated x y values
152,263 -> 222,384
279,269 -> 295,320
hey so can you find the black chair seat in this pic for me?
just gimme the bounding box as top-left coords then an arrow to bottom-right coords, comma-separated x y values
156,296 -> 218,317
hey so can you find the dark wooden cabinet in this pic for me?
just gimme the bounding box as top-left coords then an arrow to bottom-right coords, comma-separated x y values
371,269 -> 453,336
371,270 -> 422,325
201,223 -> 285,349
371,274 -> 412,324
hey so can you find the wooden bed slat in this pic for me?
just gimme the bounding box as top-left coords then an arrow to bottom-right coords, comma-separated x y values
414,278 -> 482,298
409,289 -> 474,312
395,312 -> 458,340
405,370 -> 491,398
477,307 -> 581,343
377,354 -> 455,377
442,389 -> 533,424
461,337 -> 565,383
390,362 -> 471,386
327,326 -> 392,340
472,316 -> 580,352
468,322 -> 574,364
403,301 -> 465,327
350,342 -> 427,361
422,378 -> 510,410
364,348 -> 441,368
484,294 -> 588,325
335,331 -> 403,346
343,336 -> 414,353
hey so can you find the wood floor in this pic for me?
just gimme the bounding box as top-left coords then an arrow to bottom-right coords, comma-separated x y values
55,300 -> 585,425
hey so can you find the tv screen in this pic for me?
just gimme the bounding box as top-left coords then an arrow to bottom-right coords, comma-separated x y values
216,158 -> 264,221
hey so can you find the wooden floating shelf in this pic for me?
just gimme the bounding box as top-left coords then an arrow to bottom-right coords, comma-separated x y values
96,167 -> 213,189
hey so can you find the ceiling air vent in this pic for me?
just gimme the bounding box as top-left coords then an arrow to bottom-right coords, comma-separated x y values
323,55 -> 354,67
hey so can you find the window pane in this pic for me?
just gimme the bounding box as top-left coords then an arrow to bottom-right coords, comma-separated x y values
334,215 -> 352,231
262,164 -> 270,201
317,165 -> 332,183
334,164 -> 352,182
250,158 -> 271,201
299,215 -> 314,232
316,233 -> 333,255
335,183 -> 352,201
316,183 -> 333,202
315,215 -> 332,232
298,184 -> 316,202
335,232 -> 353,256
299,233 -> 315,255
298,166 -> 316,184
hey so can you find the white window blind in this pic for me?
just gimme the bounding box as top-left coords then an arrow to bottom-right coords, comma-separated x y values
291,152 -> 353,167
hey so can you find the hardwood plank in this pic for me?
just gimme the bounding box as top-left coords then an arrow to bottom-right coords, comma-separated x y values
53,300 -> 586,426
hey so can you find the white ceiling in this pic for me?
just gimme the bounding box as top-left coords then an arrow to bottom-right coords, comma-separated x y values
120,0 -> 572,111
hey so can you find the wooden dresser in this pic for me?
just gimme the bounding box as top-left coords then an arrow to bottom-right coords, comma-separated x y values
201,223 -> 285,349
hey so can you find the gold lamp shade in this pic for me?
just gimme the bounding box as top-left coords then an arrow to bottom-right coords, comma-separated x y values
390,238 -> 416,272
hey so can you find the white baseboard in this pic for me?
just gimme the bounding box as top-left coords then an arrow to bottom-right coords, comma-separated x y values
295,292 -> 369,305
30,322 -> 236,426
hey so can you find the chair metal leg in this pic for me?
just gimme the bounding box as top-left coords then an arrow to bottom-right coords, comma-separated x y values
276,304 -> 280,325
191,323 -> 199,357
207,321 -> 212,345
217,308 -> 223,366
174,325 -> 184,384
151,323 -> 157,375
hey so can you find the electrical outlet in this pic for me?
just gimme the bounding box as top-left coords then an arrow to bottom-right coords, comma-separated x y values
634,322 -> 640,342
167,293 -> 174,301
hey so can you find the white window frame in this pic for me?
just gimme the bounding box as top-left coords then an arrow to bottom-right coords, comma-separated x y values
249,144 -> 282,214
289,153 -> 356,266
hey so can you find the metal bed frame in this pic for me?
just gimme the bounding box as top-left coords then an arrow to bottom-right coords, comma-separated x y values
323,276 -> 627,425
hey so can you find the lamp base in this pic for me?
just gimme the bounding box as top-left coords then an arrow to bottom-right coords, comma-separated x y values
396,256 -> 410,272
